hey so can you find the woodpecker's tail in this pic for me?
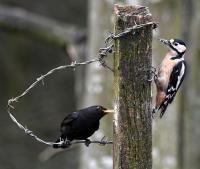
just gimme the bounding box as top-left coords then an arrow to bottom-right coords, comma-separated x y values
152,103 -> 168,118
158,102 -> 169,118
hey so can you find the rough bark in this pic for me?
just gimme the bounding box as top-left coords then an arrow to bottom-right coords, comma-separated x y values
113,5 -> 153,169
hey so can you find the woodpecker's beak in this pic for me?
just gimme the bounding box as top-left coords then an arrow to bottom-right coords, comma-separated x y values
103,109 -> 114,114
159,38 -> 170,47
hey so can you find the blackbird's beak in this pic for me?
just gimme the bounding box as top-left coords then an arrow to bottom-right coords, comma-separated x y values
159,38 -> 170,47
103,109 -> 114,114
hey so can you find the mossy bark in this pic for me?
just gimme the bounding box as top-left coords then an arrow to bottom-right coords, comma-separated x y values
113,5 -> 153,169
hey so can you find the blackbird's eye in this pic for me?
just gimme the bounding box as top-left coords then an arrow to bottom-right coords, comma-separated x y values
97,106 -> 100,110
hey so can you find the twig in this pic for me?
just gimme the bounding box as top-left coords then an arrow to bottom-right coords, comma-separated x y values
7,108 -> 64,146
7,59 -> 99,108
0,4 -> 84,47
105,22 -> 158,40
7,21 -> 157,147
57,136 -> 113,148
71,140 -> 113,145
71,136 -> 113,146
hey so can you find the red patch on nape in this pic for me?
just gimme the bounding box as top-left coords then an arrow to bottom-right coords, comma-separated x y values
156,91 -> 166,108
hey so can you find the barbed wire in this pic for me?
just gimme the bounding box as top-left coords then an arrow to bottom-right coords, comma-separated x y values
7,21 -> 157,148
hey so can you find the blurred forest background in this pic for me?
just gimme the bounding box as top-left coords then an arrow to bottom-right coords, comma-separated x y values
0,0 -> 199,169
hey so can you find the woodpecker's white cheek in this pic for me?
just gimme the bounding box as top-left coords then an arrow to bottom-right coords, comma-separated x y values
177,45 -> 186,53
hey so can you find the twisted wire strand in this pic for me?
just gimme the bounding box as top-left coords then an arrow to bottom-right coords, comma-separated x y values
7,22 -> 157,147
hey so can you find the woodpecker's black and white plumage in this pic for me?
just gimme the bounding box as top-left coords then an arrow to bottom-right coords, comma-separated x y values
153,38 -> 187,118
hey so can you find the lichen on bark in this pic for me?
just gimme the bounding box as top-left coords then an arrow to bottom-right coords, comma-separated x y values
113,4 -> 153,169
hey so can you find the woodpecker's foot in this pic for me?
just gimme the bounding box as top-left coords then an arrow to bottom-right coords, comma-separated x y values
152,108 -> 156,119
148,76 -> 154,82
159,112 -> 165,119
151,66 -> 157,73
148,74 -> 158,82
148,66 -> 157,82
85,139 -> 91,147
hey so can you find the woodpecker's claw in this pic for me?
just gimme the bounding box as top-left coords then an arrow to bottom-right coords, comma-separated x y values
152,113 -> 155,119
61,139 -> 71,148
152,108 -> 156,119
148,76 -> 154,82
148,66 -> 157,82
151,66 -> 157,72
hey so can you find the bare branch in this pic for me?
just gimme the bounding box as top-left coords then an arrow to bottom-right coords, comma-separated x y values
71,137 -> 113,145
0,4 -> 85,47
7,59 -> 99,107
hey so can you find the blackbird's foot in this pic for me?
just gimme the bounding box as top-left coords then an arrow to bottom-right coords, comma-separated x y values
61,139 -> 71,148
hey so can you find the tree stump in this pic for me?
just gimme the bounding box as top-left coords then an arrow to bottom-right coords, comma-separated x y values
113,4 -> 153,169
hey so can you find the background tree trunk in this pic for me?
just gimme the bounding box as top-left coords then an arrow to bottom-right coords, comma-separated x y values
0,1 -> 87,169
78,0 -> 114,169
181,0 -> 200,169
148,1 -> 200,169
178,0 -> 193,168
150,1 -> 181,169
113,4 -> 153,169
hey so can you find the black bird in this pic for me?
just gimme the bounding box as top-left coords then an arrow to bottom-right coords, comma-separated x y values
53,105 -> 114,148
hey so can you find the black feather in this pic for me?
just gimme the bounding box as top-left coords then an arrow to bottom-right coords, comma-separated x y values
174,39 -> 186,47
159,60 -> 186,118
53,106 -> 107,148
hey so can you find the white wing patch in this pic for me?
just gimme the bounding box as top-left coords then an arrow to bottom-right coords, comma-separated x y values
167,87 -> 176,92
176,62 -> 185,90
161,61 -> 186,110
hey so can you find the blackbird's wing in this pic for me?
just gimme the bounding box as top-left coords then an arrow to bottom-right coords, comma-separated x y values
60,111 -> 79,133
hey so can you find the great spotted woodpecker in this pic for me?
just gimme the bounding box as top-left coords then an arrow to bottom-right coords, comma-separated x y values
153,38 -> 187,118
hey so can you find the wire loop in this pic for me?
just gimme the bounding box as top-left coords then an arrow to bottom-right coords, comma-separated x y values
7,22 -> 157,147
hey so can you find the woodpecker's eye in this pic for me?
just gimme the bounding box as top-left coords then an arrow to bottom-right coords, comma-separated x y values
174,42 -> 178,46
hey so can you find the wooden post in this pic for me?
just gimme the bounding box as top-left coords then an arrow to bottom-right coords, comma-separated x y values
113,5 -> 153,169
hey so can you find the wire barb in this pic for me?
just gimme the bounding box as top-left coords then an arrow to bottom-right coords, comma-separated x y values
55,137 -> 113,148
7,21 -> 157,147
